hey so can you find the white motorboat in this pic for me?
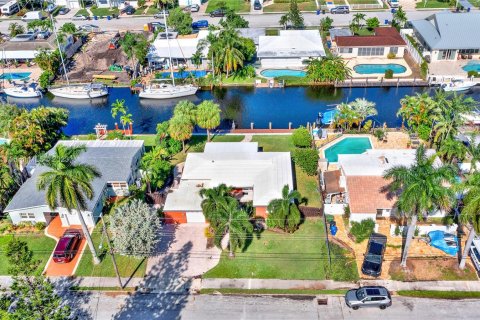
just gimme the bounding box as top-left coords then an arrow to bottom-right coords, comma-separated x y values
441,79 -> 476,92
4,82 -> 42,98
49,83 -> 109,99
139,80 -> 198,99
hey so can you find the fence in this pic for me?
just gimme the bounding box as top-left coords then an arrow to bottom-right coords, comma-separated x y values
400,31 -> 424,65
349,3 -> 383,9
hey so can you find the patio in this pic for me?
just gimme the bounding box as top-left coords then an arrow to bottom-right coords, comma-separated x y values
428,59 -> 479,78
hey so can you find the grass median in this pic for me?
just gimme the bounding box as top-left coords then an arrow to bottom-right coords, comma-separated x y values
397,290 -> 480,300
200,288 -> 348,295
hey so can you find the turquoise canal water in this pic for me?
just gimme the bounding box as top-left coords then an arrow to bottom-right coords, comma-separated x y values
0,72 -> 31,80
260,69 -> 307,77
353,64 -> 407,75
324,137 -> 372,162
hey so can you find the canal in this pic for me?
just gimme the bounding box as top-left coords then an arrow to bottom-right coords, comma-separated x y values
5,86 -> 480,136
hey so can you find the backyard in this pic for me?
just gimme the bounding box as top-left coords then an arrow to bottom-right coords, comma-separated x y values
0,233 -> 56,275
206,0 -> 251,13
203,219 -> 359,280
389,258 -> 478,281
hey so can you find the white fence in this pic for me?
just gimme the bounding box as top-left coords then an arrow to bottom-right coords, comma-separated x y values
400,30 -> 424,65
346,0 -> 383,10
390,224 -> 458,237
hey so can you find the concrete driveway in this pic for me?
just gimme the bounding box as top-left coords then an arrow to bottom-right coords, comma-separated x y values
144,224 -> 220,288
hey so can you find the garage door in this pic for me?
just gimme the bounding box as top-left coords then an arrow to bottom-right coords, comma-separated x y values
186,211 -> 205,223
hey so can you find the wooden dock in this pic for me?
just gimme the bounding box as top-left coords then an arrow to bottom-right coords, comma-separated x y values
335,79 -> 430,88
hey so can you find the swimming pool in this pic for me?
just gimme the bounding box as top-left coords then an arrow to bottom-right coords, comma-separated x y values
159,70 -> 207,79
324,137 -> 372,162
0,138 -> 9,145
462,61 -> 480,72
0,72 -> 32,80
260,69 -> 307,78
353,64 -> 407,75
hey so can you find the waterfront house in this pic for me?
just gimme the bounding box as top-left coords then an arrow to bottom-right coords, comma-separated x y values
163,142 -> 294,223
411,12 -> 480,61
257,30 -> 325,68
322,149 -> 443,223
334,27 -> 406,58
4,140 -> 144,227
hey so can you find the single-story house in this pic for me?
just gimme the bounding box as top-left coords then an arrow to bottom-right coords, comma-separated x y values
323,148 -> 443,222
5,140 -> 144,227
257,30 -> 325,68
179,0 -> 202,5
147,30 -> 209,70
335,27 -> 406,58
163,142 -> 294,223
411,12 -> 480,61
55,0 -> 82,9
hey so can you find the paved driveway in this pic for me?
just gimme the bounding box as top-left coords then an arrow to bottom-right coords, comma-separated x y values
144,224 -> 220,288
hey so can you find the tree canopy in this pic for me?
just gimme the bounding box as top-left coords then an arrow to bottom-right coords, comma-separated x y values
306,56 -> 352,83
279,0 -> 304,29
167,7 -> 193,35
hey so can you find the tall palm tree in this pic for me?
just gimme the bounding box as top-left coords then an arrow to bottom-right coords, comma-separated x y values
8,23 -> 25,37
196,100 -> 221,142
37,144 -> 101,264
466,133 -> 480,173
168,114 -> 193,151
459,173 -> 480,269
111,99 -> 127,125
334,103 -> 360,130
349,98 -> 377,131
173,100 -> 197,125
200,184 -> 236,229
438,138 -> 467,164
120,113 -> 133,136
33,49 -> 60,73
384,145 -> 456,267
392,6 -> 408,29
220,29 -> 244,78
266,185 -> 302,233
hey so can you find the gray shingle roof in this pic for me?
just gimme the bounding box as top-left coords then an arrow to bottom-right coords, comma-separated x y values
5,140 -> 144,212
411,12 -> 480,50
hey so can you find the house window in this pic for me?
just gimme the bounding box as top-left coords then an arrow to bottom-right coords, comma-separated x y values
389,47 -> 399,54
459,49 -> 479,54
358,47 -> 385,56
107,182 -> 128,188
19,213 -> 35,220
338,47 -> 353,54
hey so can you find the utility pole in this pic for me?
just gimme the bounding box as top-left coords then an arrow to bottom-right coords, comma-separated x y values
101,216 -> 123,288
319,172 -> 332,274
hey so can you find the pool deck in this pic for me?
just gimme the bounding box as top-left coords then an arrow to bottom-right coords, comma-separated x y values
319,134 -> 375,163
0,67 -> 42,89
345,57 -> 412,79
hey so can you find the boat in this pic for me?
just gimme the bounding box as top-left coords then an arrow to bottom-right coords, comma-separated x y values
139,10 -> 198,100
4,82 -> 42,98
49,83 -> 109,99
441,79 -> 476,92
139,79 -> 197,99
317,109 -> 339,126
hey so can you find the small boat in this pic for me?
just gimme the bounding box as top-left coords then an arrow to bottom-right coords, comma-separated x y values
317,109 -> 339,126
441,79 -> 476,92
49,83 -> 109,99
4,82 -> 42,98
139,79 -> 198,99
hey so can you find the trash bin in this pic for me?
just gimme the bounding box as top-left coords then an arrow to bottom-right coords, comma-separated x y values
317,9 -> 320,15
107,15 -> 111,20
384,19 -> 389,24
467,7 -> 471,12
391,8 -> 396,13
329,221 -> 338,236
94,15 -> 98,20
322,9 -> 326,14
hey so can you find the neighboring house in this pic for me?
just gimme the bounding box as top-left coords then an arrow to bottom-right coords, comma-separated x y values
163,142 -> 294,223
0,34 -> 79,61
322,148 -> 442,223
147,30 -> 209,70
55,0 -> 82,9
334,27 -> 406,58
257,30 -> 325,68
179,0 -> 202,5
411,12 -> 480,61
5,140 -> 144,227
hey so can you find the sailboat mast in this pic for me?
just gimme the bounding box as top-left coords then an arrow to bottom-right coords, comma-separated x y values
51,14 -> 70,86
163,9 -> 175,86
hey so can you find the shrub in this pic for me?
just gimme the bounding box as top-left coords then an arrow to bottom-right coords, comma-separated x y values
394,225 -> 401,236
137,0 -> 146,7
363,120 -> 372,132
387,52 -> 396,59
16,9 -> 27,17
343,205 -> 350,220
384,69 -> 394,79
373,129 -> 385,141
39,70 -> 54,89
442,214 -> 455,226
293,148 -> 319,176
106,130 -> 124,140
420,61 -> 428,80
417,124 -> 431,141
292,126 -> 312,148
414,227 -> 420,237
34,222 -> 46,231
468,70 -> 479,78
350,219 -> 375,243
91,5 -> 98,10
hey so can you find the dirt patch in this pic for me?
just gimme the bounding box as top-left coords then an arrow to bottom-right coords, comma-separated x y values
389,258 -> 478,281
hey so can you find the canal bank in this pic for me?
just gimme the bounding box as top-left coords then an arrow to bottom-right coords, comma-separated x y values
5,86 -> 480,135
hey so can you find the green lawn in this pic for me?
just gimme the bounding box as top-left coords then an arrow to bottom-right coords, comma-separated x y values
415,0 -> 451,8
398,290 -> 480,299
75,209 -> 147,278
251,135 -> 321,208
206,0 -> 251,13
203,219 -> 358,280
263,1 -> 318,12
0,234 -> 56,275
91,8 -> 119,16
76,9 -> 89,16
133,6 -> 147,15
146,6 -> 160,15
348,0 -> 379,3
355,28 -> 375,36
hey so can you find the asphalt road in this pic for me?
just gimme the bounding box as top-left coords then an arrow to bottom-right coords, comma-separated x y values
0,10 -> 441,33
70,292 -> 480,320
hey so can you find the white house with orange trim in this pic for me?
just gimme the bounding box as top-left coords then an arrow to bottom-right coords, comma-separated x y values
163,142 -> 294,224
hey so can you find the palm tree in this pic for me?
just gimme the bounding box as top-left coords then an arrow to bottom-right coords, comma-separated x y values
349,98 -> 377,131
60,22 -> 77,35
33,49 -> 60,73
438,138 -> 467,164
392,6 -> 408,29
8,23 -> 25,37
200,184 -> 236,228
173,100 -> 197,125
266,185 -> 302,233
120,113 -> 133,137
168,114 -> 193,151
384,145 -> 456,267
220,29 -> 244,78
459,173 -> 480,269
196,100 -> 221,142
466,133 -> 480,173
37,144 -> 101,264
140,146 -> 170,193
397,92 -> 435,132
334,102 -> 360,130
306,56 -> 352,83
111,99 -> 127,125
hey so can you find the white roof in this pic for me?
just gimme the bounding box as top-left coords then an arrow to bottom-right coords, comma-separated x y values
338,149 -> 439,176
163,142 -> 294,211
148,30 -> 209,59
257,30 -> 325,58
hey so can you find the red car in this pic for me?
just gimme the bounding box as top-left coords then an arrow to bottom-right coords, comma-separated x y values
52,229 -> 83,263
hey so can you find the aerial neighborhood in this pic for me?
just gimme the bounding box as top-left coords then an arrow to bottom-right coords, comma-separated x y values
1,0 -> 480,318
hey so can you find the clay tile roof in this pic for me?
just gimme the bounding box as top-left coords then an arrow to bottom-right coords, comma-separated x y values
346,176 -> 396,214
324,170 -> 344,194
335,27 -> 406,47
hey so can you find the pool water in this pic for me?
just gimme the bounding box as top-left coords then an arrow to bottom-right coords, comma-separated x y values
462,62 -> 480,72
260,69 -> 307,78
0,72 -> 32,80
159,70 -> 207,79
324,137 -> 372,162
0,138 -> 8,145
353,64 -> 407,75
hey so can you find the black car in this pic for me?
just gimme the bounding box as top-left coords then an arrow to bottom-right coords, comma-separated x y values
58,7 -> 70,15
121,5 -> 136,15
209,9 -> 226,17
254,0 -> 262,10
361,233 -> 387,277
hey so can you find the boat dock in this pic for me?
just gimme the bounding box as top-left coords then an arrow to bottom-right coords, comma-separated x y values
335,78 -> 430,88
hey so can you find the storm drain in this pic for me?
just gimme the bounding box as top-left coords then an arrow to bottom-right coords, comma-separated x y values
317,298 -> 328,305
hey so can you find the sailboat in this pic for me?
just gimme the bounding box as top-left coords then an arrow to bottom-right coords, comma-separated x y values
4,82 -> 42,98
139,10 -> 198,99
47,15 -> 108,100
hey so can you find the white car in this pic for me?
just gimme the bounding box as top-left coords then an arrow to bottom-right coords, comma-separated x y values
72,14 -> 88,21
80,24 -> 100,32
